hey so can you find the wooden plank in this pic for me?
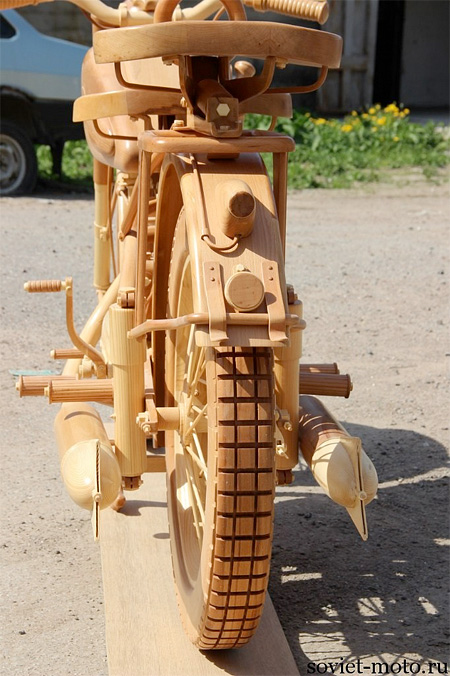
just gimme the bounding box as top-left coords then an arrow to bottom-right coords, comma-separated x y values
100,473 -> 299,676
94,21 -> 342,70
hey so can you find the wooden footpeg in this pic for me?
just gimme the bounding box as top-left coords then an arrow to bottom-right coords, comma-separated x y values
45,379 -> 114,405
16,375 -> 76,397
300,362 -> 339,374
50,349 -> 84,360
24,279 -> 68,293
299,372 -> 352,398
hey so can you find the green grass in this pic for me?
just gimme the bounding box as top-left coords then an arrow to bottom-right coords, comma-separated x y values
246,103 -> 449,188
37,104 -> 449,190
36,140 -> 93,190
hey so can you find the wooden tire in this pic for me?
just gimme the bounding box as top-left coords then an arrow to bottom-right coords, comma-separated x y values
165,210 -> 276,649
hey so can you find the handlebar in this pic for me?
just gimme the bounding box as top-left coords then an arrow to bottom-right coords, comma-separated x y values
0,0 -> 224,24
1,0 -> 50,8
0,0 -> 329,26
244,0 -> 328,25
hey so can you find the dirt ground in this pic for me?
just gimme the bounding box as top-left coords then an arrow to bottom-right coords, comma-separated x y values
1,175 -> 449,675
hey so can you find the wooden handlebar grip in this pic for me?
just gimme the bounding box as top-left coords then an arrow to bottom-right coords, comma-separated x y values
154,0 -> 246,22
0,0 -> 52,7
246,0 -> 329,24
24,279 -> 64,293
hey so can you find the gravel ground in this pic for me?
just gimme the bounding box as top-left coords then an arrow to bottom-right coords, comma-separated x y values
1,176 -> 449,675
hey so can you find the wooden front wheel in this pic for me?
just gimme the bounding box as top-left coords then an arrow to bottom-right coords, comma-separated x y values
165,210 -> 276,649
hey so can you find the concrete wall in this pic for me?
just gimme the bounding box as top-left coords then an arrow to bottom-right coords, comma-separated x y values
400,0 -> 449,108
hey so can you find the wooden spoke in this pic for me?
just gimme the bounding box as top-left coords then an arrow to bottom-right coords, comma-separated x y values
184,464 -> 202,543
185,351 -> 206,417
184,403 -> 207,442
182,439 -> 207,476
191,431 -> 208,479
184,456 -> 205,533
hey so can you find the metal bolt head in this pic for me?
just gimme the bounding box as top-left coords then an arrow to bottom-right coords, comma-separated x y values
276,442 -> 288,458
216,102 -> 231,117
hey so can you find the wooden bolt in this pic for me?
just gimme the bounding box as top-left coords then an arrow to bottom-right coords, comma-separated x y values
224,269 -> 265,312
234,60 -> 257,78
217,179 -> 256,239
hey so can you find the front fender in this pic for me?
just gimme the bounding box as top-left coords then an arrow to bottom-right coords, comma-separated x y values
157,152 -> 288,347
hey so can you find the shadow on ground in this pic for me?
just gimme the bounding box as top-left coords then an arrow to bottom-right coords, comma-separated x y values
270,423 -> 449,668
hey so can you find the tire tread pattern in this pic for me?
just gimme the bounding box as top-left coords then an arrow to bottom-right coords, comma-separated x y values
198,347 -> 275,650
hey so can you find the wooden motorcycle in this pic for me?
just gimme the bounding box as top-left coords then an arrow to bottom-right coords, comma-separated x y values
6,0 -> 378,650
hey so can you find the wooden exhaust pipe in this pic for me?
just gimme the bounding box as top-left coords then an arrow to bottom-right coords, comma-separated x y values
298,395 -> 378,540
54,403 -> 122,539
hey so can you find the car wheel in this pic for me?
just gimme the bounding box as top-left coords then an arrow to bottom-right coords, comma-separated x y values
0,122 -> 37,196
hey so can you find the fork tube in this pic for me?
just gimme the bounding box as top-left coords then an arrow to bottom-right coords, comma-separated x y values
93,160 -> 113,294
136,150 -> 151,326
109,303 -> 147,485
273,152 -> 288,257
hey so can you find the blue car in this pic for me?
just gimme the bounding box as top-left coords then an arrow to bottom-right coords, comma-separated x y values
0,10 -> 88,195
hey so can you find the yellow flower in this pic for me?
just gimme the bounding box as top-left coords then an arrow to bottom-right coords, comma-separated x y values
351,110 -> 358,117
368,107 -> 376,115
305,112 -> 311,117
314,117 -> 327,125
384,103 -> 399,114
376,116 -> 387,126
393,136 -> 400,142
341,124 -> 353,132
375,104 -> 381,111
403,108 -> 410,115
362,113 -> 369,119
372,126 -> 378,132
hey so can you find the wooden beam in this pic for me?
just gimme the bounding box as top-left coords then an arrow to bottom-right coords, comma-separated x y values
100,473 -> 299,676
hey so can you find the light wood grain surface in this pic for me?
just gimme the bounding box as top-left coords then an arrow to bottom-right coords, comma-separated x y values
94,21 -> 342,69
100,472 -> 299,675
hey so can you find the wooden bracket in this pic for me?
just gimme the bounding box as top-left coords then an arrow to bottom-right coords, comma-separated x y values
203,261 -> 228,344
24,276 -> 107,377
343,437 -> 369,541
262,260 -> 288,343
141,356 -> 159,434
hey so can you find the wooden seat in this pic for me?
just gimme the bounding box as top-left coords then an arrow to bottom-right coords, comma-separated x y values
80,48 -> 180,173
93,20 -> 342,70
77,43 -> 293,172
73,89 -> 185,123
81,49 -> 144,173
74,89 -> 292,123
